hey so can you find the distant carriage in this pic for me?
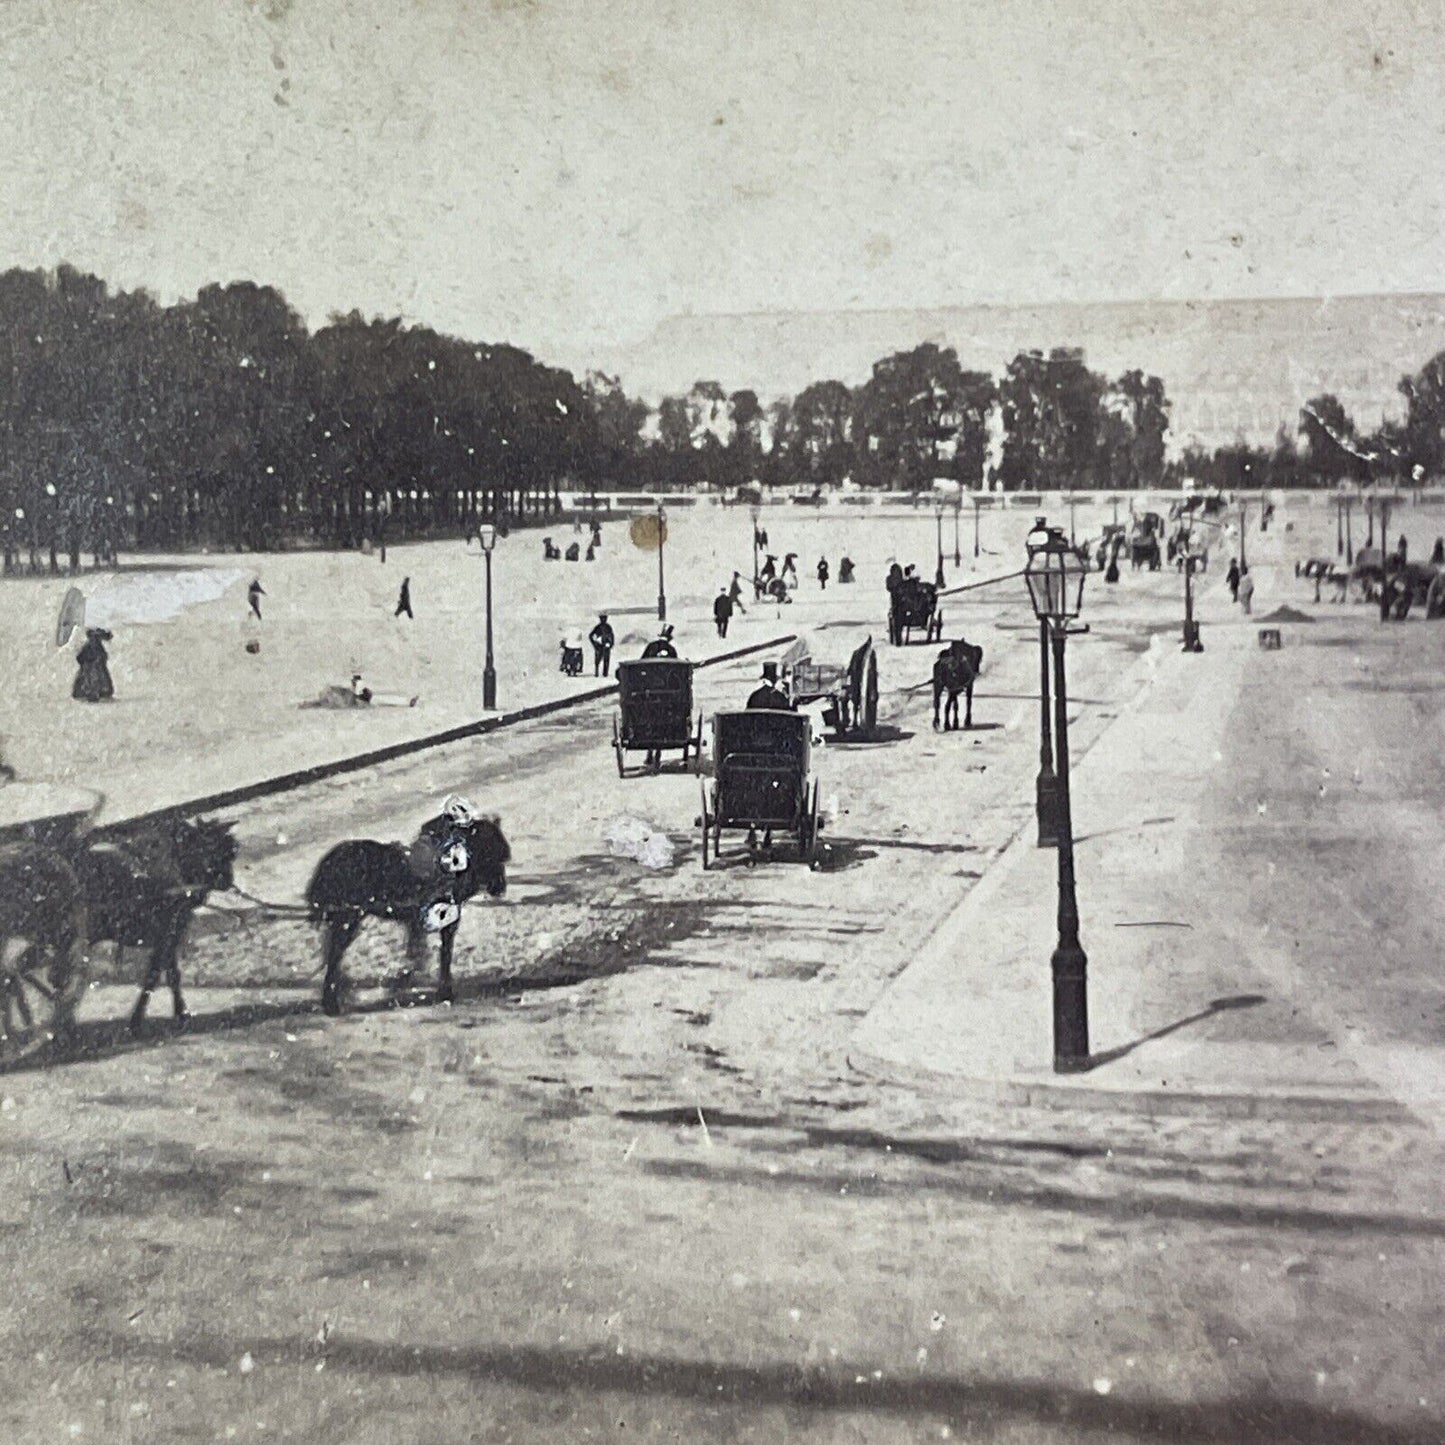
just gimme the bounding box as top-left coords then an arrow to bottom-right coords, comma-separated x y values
611,658 -> 704,776
888,576 -> 942,645
789,636 -> 879,739
697,710 -> 821,869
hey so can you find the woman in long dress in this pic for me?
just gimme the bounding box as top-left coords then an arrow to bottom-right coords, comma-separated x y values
73,628 -> 114,702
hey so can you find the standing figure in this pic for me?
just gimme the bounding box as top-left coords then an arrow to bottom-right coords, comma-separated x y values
760,553 -> 778,584
839,556 -> 855,584
746,662 -> 791,711
395,576 -> 413,619
816,557 -> 830,590
728,571 -> 747,614
1237,566 -> 1255,615
248,578 -> 265,621
591,522 -> 603,550
1398,533 -> 1409,564
585,541 -> 596,562
713,588 -> 734,639
754,524 -> 769,552
1430,537 -> 1444,566
73,627 -> 115,702
588,613 -> 615,677
782,552 -> 799,586
1226,558 -> 1241,602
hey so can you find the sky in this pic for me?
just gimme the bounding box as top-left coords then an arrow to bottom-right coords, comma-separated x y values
3,0 -> 1444,377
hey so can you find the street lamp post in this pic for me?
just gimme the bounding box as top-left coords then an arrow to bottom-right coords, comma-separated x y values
1336,494 -> 1344,557
1345,495 -> 1354,563
1365,493 -> 1375,548
479,523 -> 498,711
973,494 -> 981,562
750,501 -> 761,592
1182,551 -> 1203,653
953,496 -> 961,566
1238,499 -> 1248,572
656,502 -> 667,622
1027,523 -> 1060,849
1024,526 -> 1091,1072
934,502 -> 946,588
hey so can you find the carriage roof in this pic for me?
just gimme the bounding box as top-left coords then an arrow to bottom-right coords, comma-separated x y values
712,709 -> 811,762
616,657 -> 695,695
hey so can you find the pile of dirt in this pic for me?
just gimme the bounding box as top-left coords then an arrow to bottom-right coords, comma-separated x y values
1258,605 -> 1316,624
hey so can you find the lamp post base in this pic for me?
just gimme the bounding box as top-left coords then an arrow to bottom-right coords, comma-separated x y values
1036,771 -> 1060,848
1182,620 -> 1203,653
1051,940 -> 1090,1071
483,667 -> 497,712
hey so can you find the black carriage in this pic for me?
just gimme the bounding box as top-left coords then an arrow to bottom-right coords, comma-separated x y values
888,576 -> 942,645
697,711 -> 820,869
611,658 -> 704,775
789,636 -> 879,738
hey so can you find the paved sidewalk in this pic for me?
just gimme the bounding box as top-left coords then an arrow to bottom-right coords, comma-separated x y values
850,559 -> 1410,1119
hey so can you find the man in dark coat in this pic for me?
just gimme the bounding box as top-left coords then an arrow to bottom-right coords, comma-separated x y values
746,662 -> 792,711
641,625 -> 678,659
73,628 -> 115,702
1226,558 -> 1241,602
395,577 -> 413,619
588,613 -> 615,676
713,589 -> 734,639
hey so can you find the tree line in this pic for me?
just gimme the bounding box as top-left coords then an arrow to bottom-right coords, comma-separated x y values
3,262 -> 1440,573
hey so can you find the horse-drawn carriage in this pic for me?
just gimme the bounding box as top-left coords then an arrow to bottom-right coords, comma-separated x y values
697,711 -> 821,869
788,636 -> 879,739
1129,521 -> 1162,571
611,658 -> 704,775
888,575 -> 942,645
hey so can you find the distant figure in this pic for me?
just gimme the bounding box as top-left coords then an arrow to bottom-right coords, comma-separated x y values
642,625 -> 678,659
760,553 -> 778,583
394,577 -> 413,619
839,556 -> 855,584
728,571 -> 747,613
559,632 -> 584,676
543,537 -> 561,561
1398,534 -> 1409,564
351,673 -> 373,705
1431,537 -> 1444,566
1237,566 -> 1255,615
713,589 -> 734,639
588,613 -> 615,676
816,557 -> 830,590
782,552 -> 798,585
565,541 -> 581,562
585,541 -> 596,562
754,525 -> 769,551
886,562 -> 903,599
746,661 -> 792,711
591,522 -> 603,549
1226,558 -> 1241,602
248,578 -> 265,621
73,628 -> 115,702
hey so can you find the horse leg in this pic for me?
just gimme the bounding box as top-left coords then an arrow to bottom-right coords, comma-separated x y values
963,678 -> 974,729
932,679 -> 942,731
321,912 -> 362,1017
130,940 -> 165,1033
436,918 -> 459,1005
164,909 -> 193,1025
947,688 -> 959,731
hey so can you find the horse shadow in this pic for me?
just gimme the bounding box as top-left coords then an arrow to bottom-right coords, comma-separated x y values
827,725 -> 914,748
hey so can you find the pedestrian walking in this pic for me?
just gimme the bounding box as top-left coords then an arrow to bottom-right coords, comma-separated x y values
816,557 -> 829,590
713,588 -> 734,639
1226,558 -> 1241,602
72,627 -> 115,702
728,571 -> 747,613
394,577 -> 413,619
781,552 -> 798,586
1237,566 -> 1254,615
1431,536 -> 1444,566
248,578 -> 265,621
1398,533 -> 1409,564
588,613 -> 615,677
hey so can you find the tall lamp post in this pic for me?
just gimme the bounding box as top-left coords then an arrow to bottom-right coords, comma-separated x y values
479,523 -> 498,711
1336,492 -> 1344,557
1027,523 -> 1061,849
973,492 -> 982,562
1182,549 -> 1203,653
1344,493 -> 1354,564
750,501 -> 761,591
656,502 -> 668,622
1024,526 -> 1091,1072
934,500 -> 946,588
953,495 -> 962,566
1237,498 -> 1248,572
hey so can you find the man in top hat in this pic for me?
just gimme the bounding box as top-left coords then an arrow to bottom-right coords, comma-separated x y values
746,661 -> 792,711
641,624 -> 678,659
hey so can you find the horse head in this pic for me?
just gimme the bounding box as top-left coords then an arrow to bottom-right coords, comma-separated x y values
179,817 -> 239,893
462,816 -> 510,897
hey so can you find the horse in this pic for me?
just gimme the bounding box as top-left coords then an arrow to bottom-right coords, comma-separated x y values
932,638 -> 984,731
72,816 -> 239,1032
0,842 -> 89,1058
306,815 -> 510,1016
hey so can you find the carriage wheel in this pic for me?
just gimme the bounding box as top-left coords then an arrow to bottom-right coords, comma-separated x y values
612,714 -> 626,777
693,713 -> 706,775
864,654 -> 879,735
699,789 -> 711,871
0,939 -> 84,1062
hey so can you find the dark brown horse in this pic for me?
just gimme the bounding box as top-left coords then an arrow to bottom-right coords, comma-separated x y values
0,842 -> 89,1058
72,817 -> 239,1032
932,638 -> 984,731
306,815 -> 510,1015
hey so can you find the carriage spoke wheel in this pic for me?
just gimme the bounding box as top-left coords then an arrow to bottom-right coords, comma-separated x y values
802,780 -> 822,869
0,946 -> 80,1061
698,782 -> 712,871
612,714 -> 626,778
864,654 -> 879,735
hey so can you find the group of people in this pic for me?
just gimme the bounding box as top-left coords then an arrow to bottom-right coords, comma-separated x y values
1225,558 -> 1256,613
544,522 -> 603,564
